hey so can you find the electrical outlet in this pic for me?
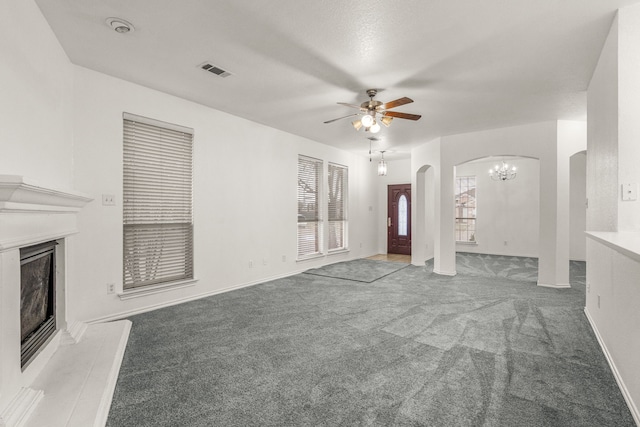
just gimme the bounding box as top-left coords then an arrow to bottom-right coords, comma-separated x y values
102,194 -> 115,206
586,282 -> 590,292
249,260 -> 254,268
597,295 -> 601,308
282,255 -> 286,262
263,258 -> 267,266
504,241 -> 508,246
107,283 -> 115,294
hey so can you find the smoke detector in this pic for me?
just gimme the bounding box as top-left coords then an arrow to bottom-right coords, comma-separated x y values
106,17 -> 135,34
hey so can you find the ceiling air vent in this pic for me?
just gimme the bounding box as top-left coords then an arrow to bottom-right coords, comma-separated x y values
199,62 -> 232,78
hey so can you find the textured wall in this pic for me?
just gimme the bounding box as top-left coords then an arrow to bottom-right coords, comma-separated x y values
587,14 -> 618,232
617,4 -> 640,231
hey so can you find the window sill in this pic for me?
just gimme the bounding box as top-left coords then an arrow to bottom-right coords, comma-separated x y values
327,248 -> 349,255
296,253 -> 325,262
119,278 -> 198,300
456,241 -> 478,246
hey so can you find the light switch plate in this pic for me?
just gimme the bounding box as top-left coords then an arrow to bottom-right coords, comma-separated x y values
621,183 -> 637,201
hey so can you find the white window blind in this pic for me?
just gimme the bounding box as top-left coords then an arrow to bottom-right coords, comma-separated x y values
328,163 -> 348,251
123,113 -> 194,289
297,155 -> 323,258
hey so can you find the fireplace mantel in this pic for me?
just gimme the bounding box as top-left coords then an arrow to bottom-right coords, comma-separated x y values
0,175 -> 93,251
0,176 -> 127,427
0,175 -> 92,214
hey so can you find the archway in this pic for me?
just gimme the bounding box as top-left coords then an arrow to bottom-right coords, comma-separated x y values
413,164 -> 436,266
453,155 -> 541,262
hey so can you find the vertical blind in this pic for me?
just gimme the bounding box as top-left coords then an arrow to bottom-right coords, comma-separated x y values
328,163 -> 348,250
297,155 -> 322,258
123,113 -> 194,289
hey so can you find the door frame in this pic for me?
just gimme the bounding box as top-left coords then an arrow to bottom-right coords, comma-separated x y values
387,184 -> 412,255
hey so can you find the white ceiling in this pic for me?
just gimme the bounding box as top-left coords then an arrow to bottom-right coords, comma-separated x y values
35,0 -> 636,159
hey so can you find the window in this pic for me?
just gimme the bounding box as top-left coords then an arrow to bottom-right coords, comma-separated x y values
297,155 -> 323,258
123,113 -> 193,289
455,176 -> 476,242
398,194 -> 408,236
328,163 -> 348,251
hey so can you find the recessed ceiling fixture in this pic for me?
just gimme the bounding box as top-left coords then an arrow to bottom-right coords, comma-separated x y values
489,161 -> 517,181
324,89 -> 421,133
106,17 -> 135,34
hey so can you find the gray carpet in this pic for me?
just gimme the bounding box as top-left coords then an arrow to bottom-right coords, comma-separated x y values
304,258 -> 408,283
438,252 -> 539,282
107,257 -> 635,426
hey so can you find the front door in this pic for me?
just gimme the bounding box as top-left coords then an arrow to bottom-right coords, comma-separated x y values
387,184 -> 411,255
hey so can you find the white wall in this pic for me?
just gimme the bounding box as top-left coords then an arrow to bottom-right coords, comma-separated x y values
618,5 -> 640,231
412,139 -> 440,267
69,66 -> 378,323
0,0 -> 74,188
455,157 -> 540,258
569,152 -> 587,261
375,158 -> 412,254
586,6 -> 640,422
587,14 -> 618,232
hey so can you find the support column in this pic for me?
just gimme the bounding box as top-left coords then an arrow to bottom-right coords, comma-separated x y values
435,163 -> 456,276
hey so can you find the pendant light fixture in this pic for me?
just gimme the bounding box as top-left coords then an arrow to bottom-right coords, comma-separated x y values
378,151 -> 388,176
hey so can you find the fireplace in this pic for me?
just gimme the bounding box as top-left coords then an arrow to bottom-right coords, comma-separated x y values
20,241 -> 57,369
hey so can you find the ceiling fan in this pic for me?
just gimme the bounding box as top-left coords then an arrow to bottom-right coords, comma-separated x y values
324,89 -> 421,133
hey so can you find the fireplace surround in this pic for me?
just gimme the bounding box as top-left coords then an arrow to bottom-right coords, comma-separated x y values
20,241 -> 58,369
0,175 -> 92,425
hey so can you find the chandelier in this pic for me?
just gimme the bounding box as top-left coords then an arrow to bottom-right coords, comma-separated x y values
489,161 -> 516,181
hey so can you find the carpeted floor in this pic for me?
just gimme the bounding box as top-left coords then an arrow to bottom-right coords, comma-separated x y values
107,255 -> 635,426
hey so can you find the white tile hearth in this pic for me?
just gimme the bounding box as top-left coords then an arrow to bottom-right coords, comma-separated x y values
24,321 -> 131,427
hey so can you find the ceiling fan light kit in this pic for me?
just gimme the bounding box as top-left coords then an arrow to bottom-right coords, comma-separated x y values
324,89 -> 421,134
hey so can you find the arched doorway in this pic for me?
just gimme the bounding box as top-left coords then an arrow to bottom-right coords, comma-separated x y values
413,165 -> 435,265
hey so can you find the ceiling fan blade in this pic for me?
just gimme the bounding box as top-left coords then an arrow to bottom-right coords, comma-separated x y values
383,111 -> 422,120
324,113 -> 360,124
337,102 -> 367,111
383,111 -> 422,121
381,97 -> 413,110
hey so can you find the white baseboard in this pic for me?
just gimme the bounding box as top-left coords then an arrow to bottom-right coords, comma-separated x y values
433,269 -> 457,276
0,388 -> 43,427
85,268 -> 309,324
584,308 -> 640,426
537,282 -> 571,289
60,321 -> 87,345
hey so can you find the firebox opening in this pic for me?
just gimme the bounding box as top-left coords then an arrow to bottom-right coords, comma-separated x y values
20,240 -> 58,369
